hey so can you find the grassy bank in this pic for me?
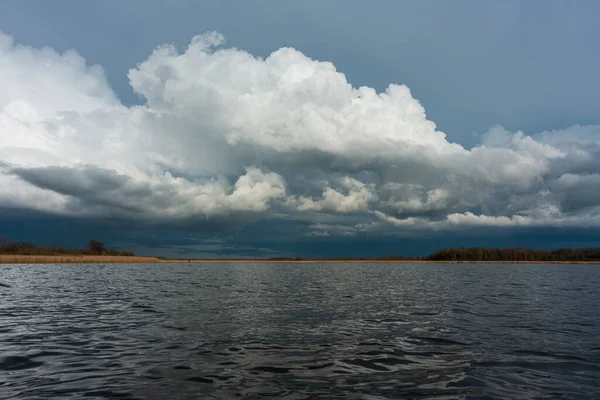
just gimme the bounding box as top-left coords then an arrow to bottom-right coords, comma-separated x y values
0,255 -> 162,264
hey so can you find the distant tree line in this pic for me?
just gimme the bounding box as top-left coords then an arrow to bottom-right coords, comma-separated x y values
266,256 -> 305,261
0,238 -> 135,257
268,248 -> 600,262
3,236 -> 598,261
425,247 -> 600,262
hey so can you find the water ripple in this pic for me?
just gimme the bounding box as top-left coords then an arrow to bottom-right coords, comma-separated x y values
0,262 -> 599,399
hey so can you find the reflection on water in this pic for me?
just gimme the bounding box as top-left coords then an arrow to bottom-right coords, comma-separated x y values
0,263 -> 599,399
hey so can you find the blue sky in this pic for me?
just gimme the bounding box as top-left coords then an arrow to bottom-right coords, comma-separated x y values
1,1 -> 600,257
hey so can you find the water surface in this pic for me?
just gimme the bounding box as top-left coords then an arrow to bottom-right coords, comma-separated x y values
1,263 -> 599,399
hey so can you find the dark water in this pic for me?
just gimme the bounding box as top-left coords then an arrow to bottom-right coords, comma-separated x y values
1,263 -> 599,399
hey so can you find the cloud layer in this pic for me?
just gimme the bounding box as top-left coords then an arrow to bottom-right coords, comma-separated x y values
2,31 -> 600,236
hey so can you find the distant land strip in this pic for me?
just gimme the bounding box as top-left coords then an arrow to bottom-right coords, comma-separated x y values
161,259 -> 600,264
1,237 -> 599,263
0,254 -> 162,264
1,255 -> 599,264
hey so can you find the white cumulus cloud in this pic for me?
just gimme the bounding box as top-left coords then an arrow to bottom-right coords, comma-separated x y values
1,31 -> 600,235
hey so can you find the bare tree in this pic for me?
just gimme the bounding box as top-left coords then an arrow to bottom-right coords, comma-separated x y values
88,240 -> 106,255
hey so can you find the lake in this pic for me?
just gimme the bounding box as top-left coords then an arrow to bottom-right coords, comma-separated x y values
1,263 -> 599,399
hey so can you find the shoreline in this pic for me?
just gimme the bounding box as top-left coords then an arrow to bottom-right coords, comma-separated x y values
164,259 -> 600,264
0,255 -> 163,264
1,255 -> 599,264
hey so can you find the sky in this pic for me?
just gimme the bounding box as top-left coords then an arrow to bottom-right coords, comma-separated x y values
1,0 -> 600,258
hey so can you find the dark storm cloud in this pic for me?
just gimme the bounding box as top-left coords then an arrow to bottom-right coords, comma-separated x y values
11,165 -> 152,214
